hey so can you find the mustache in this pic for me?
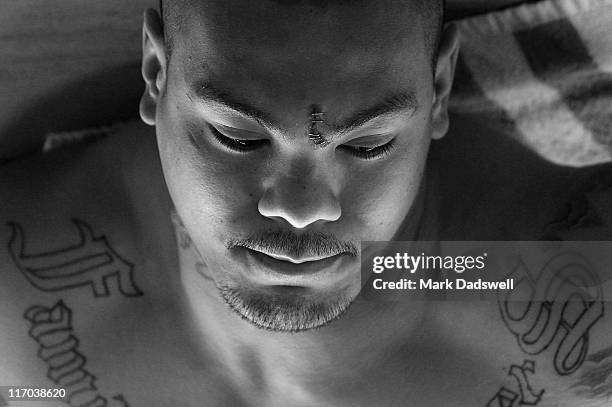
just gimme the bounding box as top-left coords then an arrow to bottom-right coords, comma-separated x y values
228,231 -> 359,259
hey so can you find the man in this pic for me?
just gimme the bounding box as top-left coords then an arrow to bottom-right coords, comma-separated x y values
1,0 -> 611,406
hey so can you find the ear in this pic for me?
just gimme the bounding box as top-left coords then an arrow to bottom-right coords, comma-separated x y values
431,22 -> 460,140
140,8 -> 167,126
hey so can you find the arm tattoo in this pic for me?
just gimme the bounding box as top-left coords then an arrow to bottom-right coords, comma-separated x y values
24,300 -> 131,406
8,220 -> 142,298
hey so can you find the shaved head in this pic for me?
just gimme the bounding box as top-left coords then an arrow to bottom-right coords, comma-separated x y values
159,0 -> 445,66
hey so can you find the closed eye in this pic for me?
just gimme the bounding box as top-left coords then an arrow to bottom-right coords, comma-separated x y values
207,122 -> 396,159
339,138 -> 396,160
208,124 -> 268,153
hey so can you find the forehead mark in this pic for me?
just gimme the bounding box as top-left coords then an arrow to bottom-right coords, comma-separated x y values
308,106 -> 329,148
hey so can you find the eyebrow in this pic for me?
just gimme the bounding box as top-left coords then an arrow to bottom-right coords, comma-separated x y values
194,82 -> 280,131
193,82 -> 418,135
330,92 -> 419,135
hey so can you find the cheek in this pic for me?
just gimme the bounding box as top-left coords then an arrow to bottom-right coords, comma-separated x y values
157,122 -> 261,241
341,139 -> 429,239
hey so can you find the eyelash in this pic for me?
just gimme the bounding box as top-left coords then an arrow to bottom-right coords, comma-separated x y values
340,139 -> 397,160
208,124 -> 267,153
208,124 -> 396,160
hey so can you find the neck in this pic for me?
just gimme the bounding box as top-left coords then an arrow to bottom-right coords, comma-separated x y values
179,251 -> 433,404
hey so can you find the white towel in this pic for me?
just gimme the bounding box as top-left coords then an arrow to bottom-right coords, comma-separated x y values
451,0 -> 612,166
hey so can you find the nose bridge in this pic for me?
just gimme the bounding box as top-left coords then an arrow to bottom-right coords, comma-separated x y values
258,154 -> 341,229
286,155 -> 318,186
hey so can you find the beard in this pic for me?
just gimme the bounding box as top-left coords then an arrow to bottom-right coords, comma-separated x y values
217,283 -> 354,332
170,210 -> 360,332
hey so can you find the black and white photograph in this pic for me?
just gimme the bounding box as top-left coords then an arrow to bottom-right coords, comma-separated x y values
1,0 -> 612,406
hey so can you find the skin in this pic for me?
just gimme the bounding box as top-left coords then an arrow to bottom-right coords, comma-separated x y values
140,0 -> 458,329
138,0 -> 458,402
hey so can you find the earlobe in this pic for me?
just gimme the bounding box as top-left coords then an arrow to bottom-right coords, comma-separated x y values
431,22 -> 460,140
140,8 -> 167,126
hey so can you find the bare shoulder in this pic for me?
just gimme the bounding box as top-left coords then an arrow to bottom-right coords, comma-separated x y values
0,126 -> 134,297
0,122 -> 179,404
0,120 -> 164,260
0,122 -> 155,293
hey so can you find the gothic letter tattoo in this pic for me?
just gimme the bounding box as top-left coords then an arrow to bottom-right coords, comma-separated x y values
508,360 -> 544,405
24,301 -> 130,406
498,252 -> 604,375
8,220 -> 142,298
486,360 -> 544,407
486,387 -> 519,407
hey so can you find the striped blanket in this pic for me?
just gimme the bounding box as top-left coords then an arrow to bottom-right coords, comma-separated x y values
451,0 -> 612,167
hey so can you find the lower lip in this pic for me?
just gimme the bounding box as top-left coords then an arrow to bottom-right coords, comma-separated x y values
239,248 -> 354,286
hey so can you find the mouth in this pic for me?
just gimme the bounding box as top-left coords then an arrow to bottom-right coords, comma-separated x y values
236,247 -> 356,286
257,250 -> 339,264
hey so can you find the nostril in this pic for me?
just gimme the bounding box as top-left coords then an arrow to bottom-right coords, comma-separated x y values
257,185 -> 341,229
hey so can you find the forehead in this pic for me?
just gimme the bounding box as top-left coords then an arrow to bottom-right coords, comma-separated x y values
169,0 -> 430,121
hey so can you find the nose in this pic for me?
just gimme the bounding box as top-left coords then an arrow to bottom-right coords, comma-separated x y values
258,159 -> 342,229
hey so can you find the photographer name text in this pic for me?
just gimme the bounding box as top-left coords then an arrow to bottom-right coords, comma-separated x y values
370,252 -> 514,291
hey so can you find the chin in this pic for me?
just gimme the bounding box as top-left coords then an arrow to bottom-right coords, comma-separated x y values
216,283 -> 356,332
